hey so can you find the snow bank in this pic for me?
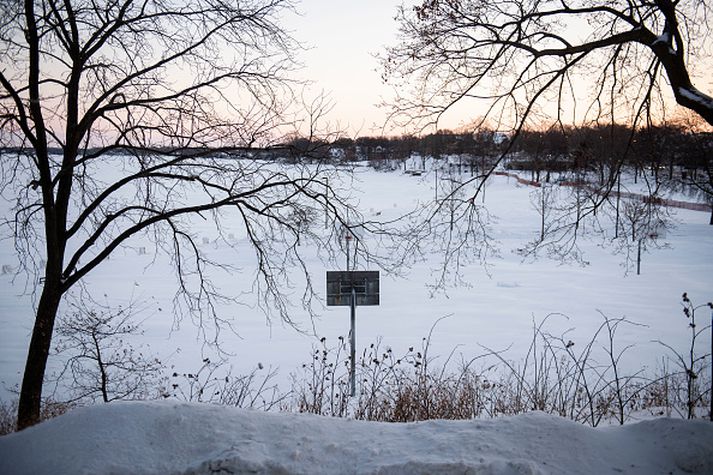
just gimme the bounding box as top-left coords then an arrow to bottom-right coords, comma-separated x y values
1,401 -> 712,474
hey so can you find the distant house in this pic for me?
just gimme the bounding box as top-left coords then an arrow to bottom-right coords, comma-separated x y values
329,147 -> 347,160
493,132 -> 509,145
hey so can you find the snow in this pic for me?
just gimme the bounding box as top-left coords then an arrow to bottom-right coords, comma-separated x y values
1,400 -> 712,474
0,159 -> 712,402
678,86 -> 713,110
1,157 -> 712,473
652,30 -> 677,56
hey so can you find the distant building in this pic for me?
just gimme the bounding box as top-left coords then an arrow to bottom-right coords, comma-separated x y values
492,132 -> 509,145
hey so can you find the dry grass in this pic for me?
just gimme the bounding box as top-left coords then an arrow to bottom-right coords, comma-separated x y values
292,313 -> 711,425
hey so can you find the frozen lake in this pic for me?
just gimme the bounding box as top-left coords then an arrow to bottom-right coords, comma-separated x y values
1,159 -> 711,401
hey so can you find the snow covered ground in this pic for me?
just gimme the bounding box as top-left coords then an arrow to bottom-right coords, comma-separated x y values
1,158 -> 712,474
1,158 -> 712,402
1,400 -> 712,474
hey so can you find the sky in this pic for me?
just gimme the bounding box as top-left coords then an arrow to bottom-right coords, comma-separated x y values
287,1 -> 408,136
286,1 -> 713,137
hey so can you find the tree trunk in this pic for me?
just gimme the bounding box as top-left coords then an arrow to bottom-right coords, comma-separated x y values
16,280 -> 62,430
709,206 -> 712,226
540,188 -> 546,241
94,332 -> 109,403
614,173 -> 621,239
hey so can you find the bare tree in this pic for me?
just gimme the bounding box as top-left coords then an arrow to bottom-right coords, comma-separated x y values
384,0 -> 712,130
678,130 -> 713,225
381,0 -> 710,271
0,0 -> 393,430
50,300 -> 165,404
612,194 -> 673,275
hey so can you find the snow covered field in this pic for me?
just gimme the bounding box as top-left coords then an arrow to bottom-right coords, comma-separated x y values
1,158 -> 712,403
1,400 -> 712,474
1,158 -> 712,474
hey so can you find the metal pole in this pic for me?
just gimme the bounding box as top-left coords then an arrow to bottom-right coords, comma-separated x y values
346,232 -> 355,397
710,307 -> 712,421
346,234 -> 351,272
324,177 -> 329,229
350,285 -> 356,397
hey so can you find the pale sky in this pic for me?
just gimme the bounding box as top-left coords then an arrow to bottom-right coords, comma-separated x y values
287,1 -> 406,136
286,1 -> 497,137
286,1 -> 713,136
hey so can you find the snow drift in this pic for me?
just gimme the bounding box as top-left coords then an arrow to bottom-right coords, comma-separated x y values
1,401 -> 712,474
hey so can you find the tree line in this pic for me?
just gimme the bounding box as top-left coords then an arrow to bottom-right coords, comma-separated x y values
285,124 -> 711,185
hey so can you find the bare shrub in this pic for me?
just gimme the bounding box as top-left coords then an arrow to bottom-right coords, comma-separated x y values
49,301 -> 166,404
0,400 -> 16,436
657,293 -> 713,419
292,336 -> 351,417
0,398 -> 75,436
291,309 -> 711,425
168,359 -> 286,411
